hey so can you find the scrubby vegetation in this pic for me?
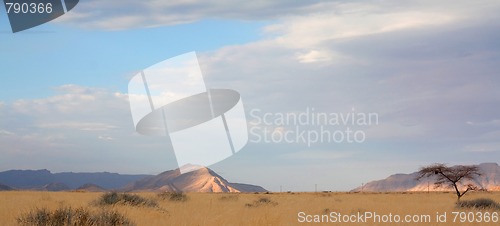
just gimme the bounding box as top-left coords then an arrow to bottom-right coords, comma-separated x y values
456,198 -> 500,209
218,195 -> 239,201
157,192 -> 188,202
94,192 -> 157,207
17,206 -> 134,226
245,197 -> 278,207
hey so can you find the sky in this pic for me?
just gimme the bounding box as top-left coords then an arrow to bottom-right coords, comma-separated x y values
1,0 -> 500,191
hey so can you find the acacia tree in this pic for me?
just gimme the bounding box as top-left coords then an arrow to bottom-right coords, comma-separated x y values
417,163 -> 481,200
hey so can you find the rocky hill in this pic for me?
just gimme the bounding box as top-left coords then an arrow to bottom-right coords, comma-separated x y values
352,163 -> 500,192
122,166 -> 267,192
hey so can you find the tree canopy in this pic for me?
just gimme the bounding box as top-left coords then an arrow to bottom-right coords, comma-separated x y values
417,163 -> 481,200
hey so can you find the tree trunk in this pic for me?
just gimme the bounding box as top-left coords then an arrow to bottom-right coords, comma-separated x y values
453,183 -> 461,200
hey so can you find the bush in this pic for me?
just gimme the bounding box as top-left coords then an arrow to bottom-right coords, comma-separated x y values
245,197 -> 278,207
456,198 -> 500,209
157,192 -> 188,202
17,206 -> 135,226
99,192 -> 119,205
95,192 -> 157,207
219,195 -> 239,201
257,197 -> 272,204
90,209 -> 134,226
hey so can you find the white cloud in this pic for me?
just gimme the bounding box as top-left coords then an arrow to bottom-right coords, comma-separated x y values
199,0 -> 500,149
57,0 -> 500,32
259,1 -> 500,66
296,50 -> 335,63
1,85 -> 127,142
98,135 -> 114,141
0,129 -> 14,136
12,85 -> 127,116
0,84 -> 176,173
57,0 -> 324,30
269,9 -> 455,49
463,143 -> 500,153
0,132 -> 69,156
38,122 -> 118,131
465,119 -> 500,127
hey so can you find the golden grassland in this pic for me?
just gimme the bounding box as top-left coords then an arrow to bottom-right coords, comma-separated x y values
1,191 -> 499,226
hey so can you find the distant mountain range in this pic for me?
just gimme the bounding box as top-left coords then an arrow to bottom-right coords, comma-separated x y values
352,163 -> 500,192
0,183 -> 13,191
0,166 -> 266,193
0,169 -> 149,190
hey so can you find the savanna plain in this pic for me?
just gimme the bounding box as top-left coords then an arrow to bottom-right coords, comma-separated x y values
1,191 -> 499,226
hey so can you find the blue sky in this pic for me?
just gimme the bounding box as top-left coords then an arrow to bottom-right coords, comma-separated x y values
0,4 -> 268,100
1,0 -> 500,191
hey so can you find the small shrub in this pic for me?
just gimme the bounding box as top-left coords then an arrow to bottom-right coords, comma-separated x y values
95,192 -> 157,207
319,193 -> 331,197
219,195 -> 239,201
91,209 -> 135,226
157,192 -> 188,202
121,193 -> 157,207
17,206 -> 135,226
456,198 -> 500,209
17,208 -> 51,226
99,192 -> 119,205
258,197 -> 271,204
245,197 -> 278,207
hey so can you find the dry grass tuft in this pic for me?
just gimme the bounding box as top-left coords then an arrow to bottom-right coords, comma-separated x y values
17,206 -> 134,226
456,198 -> 500,210
94,192 -> 157,207
245,197 -> 278,207
219,195 -> 239,201
157,192 -> 188,202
